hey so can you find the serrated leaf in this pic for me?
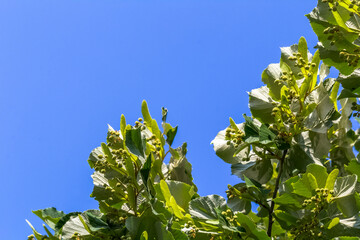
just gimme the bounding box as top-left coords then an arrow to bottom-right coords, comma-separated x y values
32,207 -> 66,230
189,195 -> 227,221
334,175 -> 357,199
346,160 -> 360,182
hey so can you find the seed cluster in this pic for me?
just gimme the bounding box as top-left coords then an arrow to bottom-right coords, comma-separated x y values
340,48 -> 360,67
288,52 -> 315,77
291,188 -> 334,239
352,102 -> 360,117
146,135 -> 162,157
225,127 -> 245,148
183,221 -> 199,238
226,184 -> 246,199
271,104 -> 299,128
107,130 -> 122,148
94,155 -> 111,173
322,0 -> 360,11
221,209 -> 238,224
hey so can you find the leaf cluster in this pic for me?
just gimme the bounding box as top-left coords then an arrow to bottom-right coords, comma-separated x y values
27,1 -> 360,239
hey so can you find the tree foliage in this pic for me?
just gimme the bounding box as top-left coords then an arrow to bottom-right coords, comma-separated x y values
27,1 -> 360,239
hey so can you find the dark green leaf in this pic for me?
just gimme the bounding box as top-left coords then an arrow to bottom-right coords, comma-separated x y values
125,128 -> 146,162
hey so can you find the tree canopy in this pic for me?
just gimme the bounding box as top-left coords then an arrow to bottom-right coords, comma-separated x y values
27,1 -> 360,239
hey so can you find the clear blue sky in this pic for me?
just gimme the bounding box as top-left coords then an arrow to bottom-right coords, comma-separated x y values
0,1 -> 320,238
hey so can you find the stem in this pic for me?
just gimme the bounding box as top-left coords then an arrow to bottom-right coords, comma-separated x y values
162,150 -> 170,161
134,190 -> 138,217
267,149 -> 288,237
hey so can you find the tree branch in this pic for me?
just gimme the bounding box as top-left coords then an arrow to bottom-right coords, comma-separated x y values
267,149 -> 288,237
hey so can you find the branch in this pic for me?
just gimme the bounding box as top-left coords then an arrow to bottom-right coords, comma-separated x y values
267,149 -> 288,237
266,148 -> 282,161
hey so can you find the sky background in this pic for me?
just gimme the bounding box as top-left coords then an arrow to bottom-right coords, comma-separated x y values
0,1 -> 328,238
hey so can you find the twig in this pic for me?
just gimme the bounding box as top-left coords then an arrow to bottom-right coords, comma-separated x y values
267,149 -> 288,237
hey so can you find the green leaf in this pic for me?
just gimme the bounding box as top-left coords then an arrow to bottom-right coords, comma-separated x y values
140,231 -> 148,240
235,213 -> 270,239
61,214 -> 93,239
249,86 -> 275,124
125,128 -> 146,162
165,180 -> 195,211
336,195 -> 359,217
307,2 -> 360,75
326,168 -> 339,190
55,212 -> 82,232
346,160 -> 360,182
326,216 -> 360,238
334,175 -> 357,199
87,146 -> 104,169
243,115 -> 260,138
274,193 -> 302,208
189,195 -> 227,221
231,157 -> 273,184
259,124 -> 276,145
330,81 -> 340,110
306,164 -> 328,188
26,220 -> 46,240
168,143 -> 196,188
32,207 -> 66,230
280,42 -> 309,80
120,114 -> 126,139
157,180 -> 185,218
227,197 -> 251,214
298,36 -> 309,63
328,217 -> 340,229
166,126 -> 178,146
141,100 -> 152,124
274,210 -> 298,230
101,142 -> 115,165
292,173 -> 317,198
286,131 -> 327,175
261,63 -> 283,100
126,209 -> 175,240
140,153 -> 153,191
211,123 -> 248,164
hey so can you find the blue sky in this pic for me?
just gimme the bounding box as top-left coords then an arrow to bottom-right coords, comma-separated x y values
0,1 -> 321,238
